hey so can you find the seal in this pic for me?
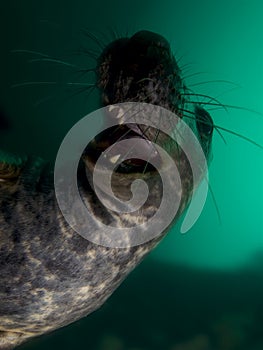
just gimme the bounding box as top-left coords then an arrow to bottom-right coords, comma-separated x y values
0,30 -> 213,349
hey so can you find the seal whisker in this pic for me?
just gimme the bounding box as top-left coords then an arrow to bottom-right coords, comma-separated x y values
11,49 -> 52,57
182,71 -> 208,80
178,61 -> 194,70
11,81 -> 57,88
212,124 -> 263,148
75,68 -> 96,75
188,100 -> 263,117
12,49 -> 81,69
204,174 -> 222,225
183,93 -> 227,112
11,81 -> 96,89
141,127 -> 162,175
205,86 -> 242,107
82,29 -> 107,51
136,78 -> 156,84
75,47 -> 99,61
179,107 -> 263,149
108,26 -> 121,41
179,106 -> 233,144
33,85 -> 97,107
174,51 -> 189,66
214,128 -> 227,144
12,49 -> 97,91
71,68 -> 96,82
64,84 -> 97,102
28,58 -> 77,68
180,106 -> 222,145
34,94 -> 60,107
188,80 -> 241,88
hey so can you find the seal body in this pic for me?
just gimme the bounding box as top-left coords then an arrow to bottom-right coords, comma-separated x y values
0,30 -> 213,349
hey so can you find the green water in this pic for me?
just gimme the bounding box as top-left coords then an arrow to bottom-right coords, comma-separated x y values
1,1 -> 263,349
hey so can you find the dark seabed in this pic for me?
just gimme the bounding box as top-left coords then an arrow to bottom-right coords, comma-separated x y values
1,0 -> 263,349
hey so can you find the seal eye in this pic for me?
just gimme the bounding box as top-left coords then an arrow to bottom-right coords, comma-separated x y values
195,106 -> 213,137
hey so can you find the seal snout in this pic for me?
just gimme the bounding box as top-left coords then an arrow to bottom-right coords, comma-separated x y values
127,30 -> 173,71
97,30 -> 178,107
129,30 -> 170,52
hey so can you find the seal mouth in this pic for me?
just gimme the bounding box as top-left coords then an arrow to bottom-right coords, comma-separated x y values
84,123 -> 162,174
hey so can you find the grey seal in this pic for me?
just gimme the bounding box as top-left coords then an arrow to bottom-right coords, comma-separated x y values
0,30 -> 213,349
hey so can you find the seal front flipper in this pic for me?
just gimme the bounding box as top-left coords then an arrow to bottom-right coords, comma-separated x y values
0,154 -> 26,196
0,150 -> 28,180
0,330 -> 32,350
0,155 -> 30,350
0,161 -> 22,184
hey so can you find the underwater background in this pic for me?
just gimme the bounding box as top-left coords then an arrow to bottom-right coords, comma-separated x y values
1,0 -> 263,349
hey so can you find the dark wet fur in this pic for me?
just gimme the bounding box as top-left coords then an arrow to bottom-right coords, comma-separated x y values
0,30 -> 213,349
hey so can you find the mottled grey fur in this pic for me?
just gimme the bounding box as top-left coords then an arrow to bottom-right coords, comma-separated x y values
0,30 -> 213,349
